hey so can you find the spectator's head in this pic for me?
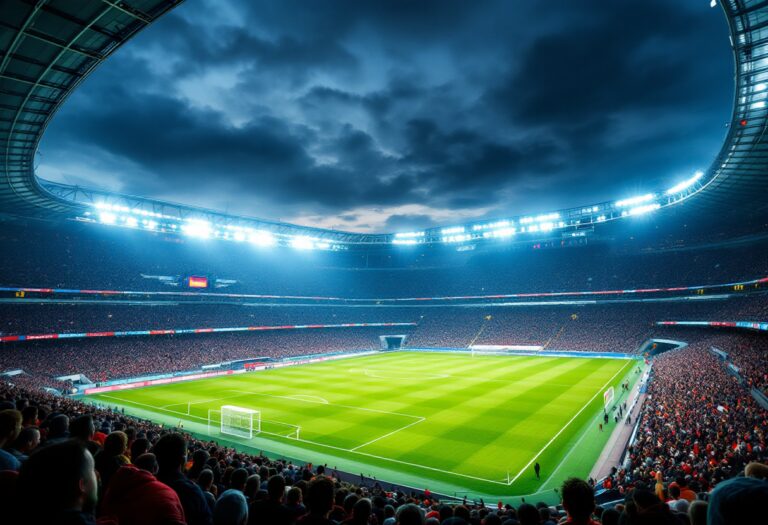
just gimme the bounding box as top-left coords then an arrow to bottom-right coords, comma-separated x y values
668,484 -> 680,500
198,468 -> 215,492
344,492 -> 360,514
130,437 -> 150,459
244,474 -> 261,501
561,478 -> 595,522
632,489 -> 661,512
214,489 -> 248,525
600,508 -> 619,525
192,448 -> 210,468
230,467 -> 248,492
0,409 -> 22,447
396,503 -> 424,525
12,426 -> 40,454
17,440 -> 98,520
517,502 -> 539,525
454,505 -> 470,523
483,512 -> 502,525
688,500 -> 707,525
20,406 -> 37,426
48,414 -> 69,438
745,461 -> 768,480
243,474 -> 261,502
267,474 -> 286,502
287,485 -> 303,505
438,504 -> 453,522
134,453 -> 158,474
305,476 -> 335,517
103,431 -> 128,457
352,497 -> 372,522
153,433 -> 187,474
707,476 -> 768,525
69,415 -> 95,442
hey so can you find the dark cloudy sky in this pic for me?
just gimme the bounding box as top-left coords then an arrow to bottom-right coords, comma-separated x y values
38,0 -> 733,233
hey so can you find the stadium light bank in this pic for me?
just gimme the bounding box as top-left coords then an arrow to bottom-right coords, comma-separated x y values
82,169 -> 705,249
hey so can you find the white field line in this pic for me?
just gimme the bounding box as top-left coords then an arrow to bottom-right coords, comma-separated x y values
285,395 -> 329,404
161,394 -> 237,410
355,367 -> 583,389
528,364 -> 637,497
93,360 -> 634,490
506,360 -> 634,486
93,393 -> 509,486
359,368 -> 450,380
350,416 -> 426,451
228,390 -> 423,420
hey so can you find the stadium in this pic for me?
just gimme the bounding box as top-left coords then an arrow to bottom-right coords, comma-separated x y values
1,1 -> 767,524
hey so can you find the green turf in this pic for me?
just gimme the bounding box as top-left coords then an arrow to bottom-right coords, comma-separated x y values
84,351 -> 639,501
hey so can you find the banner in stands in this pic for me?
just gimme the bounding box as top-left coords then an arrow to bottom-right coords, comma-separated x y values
0,322 -> 417,343
656,321 -> 768,332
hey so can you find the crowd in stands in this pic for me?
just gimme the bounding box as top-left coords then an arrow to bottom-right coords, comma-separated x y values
0,329 -> 386,384
0,380 -> 768,525
1,299 -> 766,388
0,305 -> 414,336
599,344 -> 767,502
2,220 -> 767,299
713,337 -> 768,396
646,330 -> 768,397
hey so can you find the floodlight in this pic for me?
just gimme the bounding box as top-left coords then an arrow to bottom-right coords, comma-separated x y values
249,231 -> 276,247
665,171 -> 704,195
615,194 -> 655,207
290,236 -> 314,249
395,231 -> 425,238
99,212 -> 117,224
535,212 -> 560,222
182,219 -> 212,238
628,203 -> 661,216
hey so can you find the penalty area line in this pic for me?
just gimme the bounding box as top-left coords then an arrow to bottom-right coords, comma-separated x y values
350,416 -> 426,451
92,393 -> 509,487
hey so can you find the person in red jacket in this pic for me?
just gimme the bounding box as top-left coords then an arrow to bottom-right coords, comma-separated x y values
100,458 -> 186,525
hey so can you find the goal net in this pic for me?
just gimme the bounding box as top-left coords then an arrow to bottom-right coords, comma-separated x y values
208,405 -> 261,439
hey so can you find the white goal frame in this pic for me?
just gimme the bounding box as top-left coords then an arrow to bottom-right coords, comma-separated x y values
603,386 -> 615,408
208,405 -> 261,439
206,406 -> 302,440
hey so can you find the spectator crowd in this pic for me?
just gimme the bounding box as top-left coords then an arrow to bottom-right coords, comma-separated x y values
1,358 -> 767,525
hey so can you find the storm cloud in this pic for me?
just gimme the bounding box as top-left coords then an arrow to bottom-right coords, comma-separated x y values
38,0 -> 733,232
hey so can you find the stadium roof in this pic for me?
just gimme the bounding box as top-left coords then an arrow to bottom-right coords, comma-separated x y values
1,0 -> 767,246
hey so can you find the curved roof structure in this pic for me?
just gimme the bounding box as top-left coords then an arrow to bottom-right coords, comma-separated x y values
1,0 -> 767,246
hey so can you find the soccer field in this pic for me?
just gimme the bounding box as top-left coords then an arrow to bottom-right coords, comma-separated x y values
84,352 -> 638,499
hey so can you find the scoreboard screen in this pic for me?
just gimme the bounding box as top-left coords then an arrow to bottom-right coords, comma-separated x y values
188,276 -> 208,288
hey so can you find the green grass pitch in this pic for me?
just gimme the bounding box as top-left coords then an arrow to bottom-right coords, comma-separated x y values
84,352 -> 638,500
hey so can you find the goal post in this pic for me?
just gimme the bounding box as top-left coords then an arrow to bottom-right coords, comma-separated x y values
212,405 -> 261,439
206,406 -> 301,440
603,386 -> 615,408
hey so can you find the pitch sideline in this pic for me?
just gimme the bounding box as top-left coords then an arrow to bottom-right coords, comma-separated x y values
506,359 -> 634,486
